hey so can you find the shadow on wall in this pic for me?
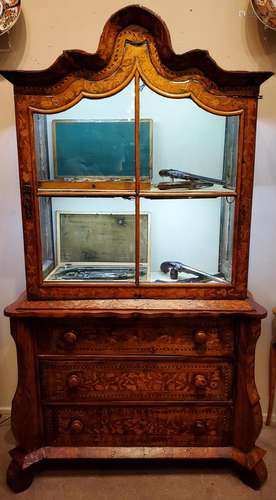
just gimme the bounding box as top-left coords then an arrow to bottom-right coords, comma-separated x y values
0,10 -> 26,70
244,2 -> 276,187
245,2 -> 276,70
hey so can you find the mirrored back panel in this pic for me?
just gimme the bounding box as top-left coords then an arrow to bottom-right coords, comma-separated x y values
34,79 -> 239,194
139,197 -> 235,285
39,195 -> 234,285
139,83 -> 239,193
35,78 -> 239,290
39,196 -> 149,283
34,80 -> 139,187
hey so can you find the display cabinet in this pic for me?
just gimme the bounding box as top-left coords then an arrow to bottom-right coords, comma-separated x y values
1,5 -> 273,492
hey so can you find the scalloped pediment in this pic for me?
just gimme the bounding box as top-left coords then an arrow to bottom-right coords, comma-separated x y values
0,5 -> 273,95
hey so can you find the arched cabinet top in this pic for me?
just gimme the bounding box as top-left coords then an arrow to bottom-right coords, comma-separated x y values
0,5 -> 273,97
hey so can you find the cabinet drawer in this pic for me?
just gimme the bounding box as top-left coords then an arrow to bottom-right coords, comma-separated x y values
40,358 -> 233,402
44,405 -> 232,447
36,317 -> 234,356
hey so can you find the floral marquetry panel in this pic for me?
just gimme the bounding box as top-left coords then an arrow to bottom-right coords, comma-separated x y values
36,317 -> 235,357
39,359 -> 233,402
44,405 -> 232,447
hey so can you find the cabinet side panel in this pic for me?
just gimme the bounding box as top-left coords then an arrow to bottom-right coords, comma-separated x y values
233,318 -> 263,453
10,318 -> 43,451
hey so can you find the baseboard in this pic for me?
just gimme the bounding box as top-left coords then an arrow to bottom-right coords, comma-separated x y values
0,407 -> 11,418
262,412 -> 276,425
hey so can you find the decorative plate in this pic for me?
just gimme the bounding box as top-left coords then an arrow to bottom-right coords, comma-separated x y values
251,0 -> 276,30
0,0 -> 21,36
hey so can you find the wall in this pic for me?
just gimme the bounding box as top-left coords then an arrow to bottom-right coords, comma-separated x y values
0,0 -> 276,419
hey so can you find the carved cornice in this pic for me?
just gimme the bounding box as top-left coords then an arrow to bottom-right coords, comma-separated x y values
0,5 -> 273,94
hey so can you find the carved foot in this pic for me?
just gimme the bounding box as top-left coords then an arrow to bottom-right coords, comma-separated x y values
238,459 -> 268,490
7,459 -> 34,493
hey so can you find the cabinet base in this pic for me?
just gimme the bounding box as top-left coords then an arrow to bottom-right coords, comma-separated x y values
7,445 -> 267,493
7,459 -> 35,493
236,459 -> 268,490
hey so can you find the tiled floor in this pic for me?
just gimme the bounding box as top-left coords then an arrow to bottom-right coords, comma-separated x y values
0,419 -> 275,499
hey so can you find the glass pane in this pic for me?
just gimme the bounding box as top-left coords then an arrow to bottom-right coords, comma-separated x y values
39,197 -> 145,282
139,83 -> 239,192
40,197 -> 55,277
140,197 -> 235,284
34,80 -> 142,186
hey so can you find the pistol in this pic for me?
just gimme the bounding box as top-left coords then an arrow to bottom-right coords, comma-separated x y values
160,261 -> 225,283
159,169 -> 225,187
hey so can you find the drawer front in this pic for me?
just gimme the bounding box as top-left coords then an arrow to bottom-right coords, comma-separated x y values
44,405 -> 232,447
40,359 -> 233,402
36,317 -> 234,356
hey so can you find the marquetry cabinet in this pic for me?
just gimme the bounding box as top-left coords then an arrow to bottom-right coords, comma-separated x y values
1,5 -> 272,492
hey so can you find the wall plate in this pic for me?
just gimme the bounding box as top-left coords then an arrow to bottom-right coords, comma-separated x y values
0,30 -> 11,51
251,0 -> 276,30
0,1 -> 21,37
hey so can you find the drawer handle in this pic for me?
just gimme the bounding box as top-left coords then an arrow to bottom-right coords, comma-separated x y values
67,374 -> 80,389
63,331 -> 78,346
193,420 -> 206,436
193,374 -> 208,390
194,331 -> 207,346
70,419 -> 84,434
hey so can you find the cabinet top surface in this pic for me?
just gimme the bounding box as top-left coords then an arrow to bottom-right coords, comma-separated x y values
4,293 -> 266,318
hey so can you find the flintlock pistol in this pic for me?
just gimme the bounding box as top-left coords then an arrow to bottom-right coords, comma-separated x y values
160,261 -> 225,283
158,169 -> 227,190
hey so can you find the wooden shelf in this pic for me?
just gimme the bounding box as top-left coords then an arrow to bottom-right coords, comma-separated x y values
37,189 -> 135,198
140,190 -> 237,199
37,189 -> 237,199
37,181 -> 237,199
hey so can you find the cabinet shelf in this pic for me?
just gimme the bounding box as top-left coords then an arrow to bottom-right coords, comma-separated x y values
140,189 -> 237,199
37,189 -> 136,198
37,189 -> 237,199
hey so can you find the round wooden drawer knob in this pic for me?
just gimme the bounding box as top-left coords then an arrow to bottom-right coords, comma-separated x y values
194,331 -> 207,345
63,331 -> 78,345
70,419 -> 84,434
67,374 -> 80,389
193,420 -> 206,436
194,374 -> 207,390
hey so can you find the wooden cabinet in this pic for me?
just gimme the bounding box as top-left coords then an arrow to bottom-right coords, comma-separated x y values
1,5 -> 272,492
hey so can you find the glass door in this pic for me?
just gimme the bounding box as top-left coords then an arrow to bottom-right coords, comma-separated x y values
34,75 -> 239,286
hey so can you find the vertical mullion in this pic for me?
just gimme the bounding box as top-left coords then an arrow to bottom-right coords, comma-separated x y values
135,71 -> 141,286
